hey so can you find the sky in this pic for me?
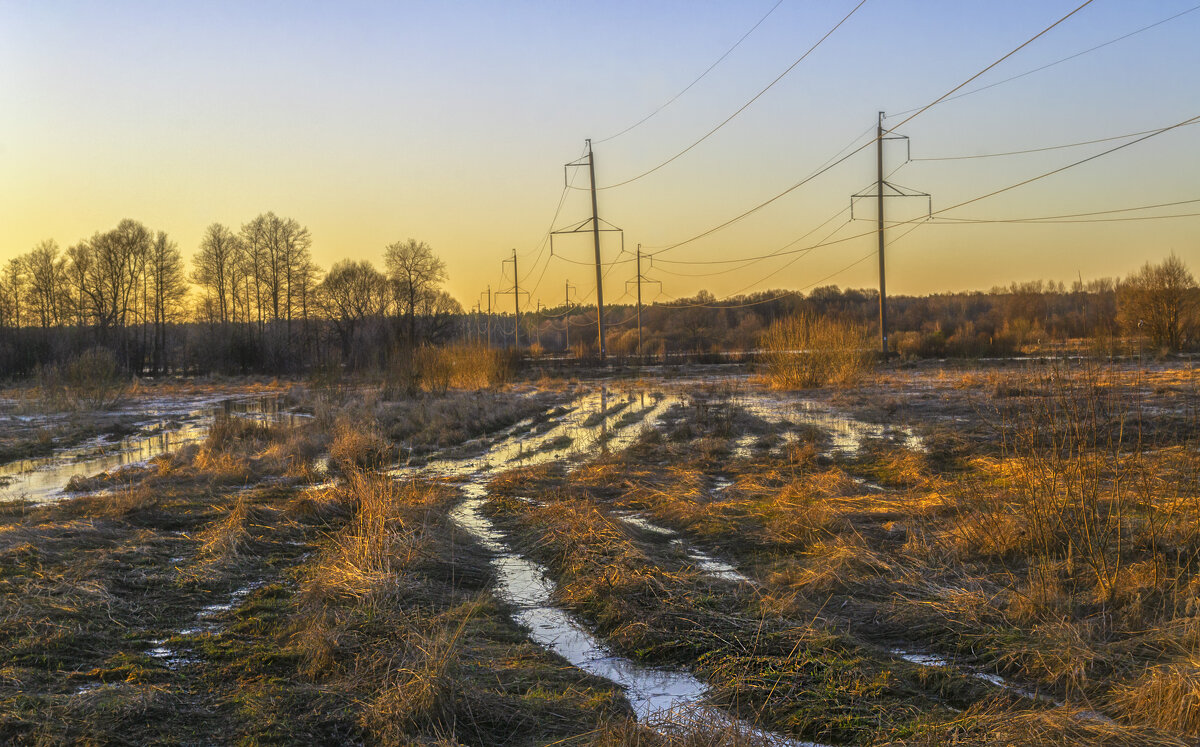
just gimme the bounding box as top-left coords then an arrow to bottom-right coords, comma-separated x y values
1,0 -> 1198,310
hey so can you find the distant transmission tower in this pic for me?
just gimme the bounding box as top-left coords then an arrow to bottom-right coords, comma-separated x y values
850,112 -> 930,356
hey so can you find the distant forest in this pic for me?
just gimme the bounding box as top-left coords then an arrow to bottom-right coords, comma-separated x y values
1,216 -> 1195,379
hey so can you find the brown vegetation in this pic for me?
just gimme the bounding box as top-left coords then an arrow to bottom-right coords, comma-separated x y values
760,312 -> 874,388
5,360 -> 1200,743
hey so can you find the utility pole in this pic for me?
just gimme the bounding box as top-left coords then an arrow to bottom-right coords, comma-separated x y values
564,280 -> 576,354
876,111 -> 888,357
554,140 -> 623,359
626,244 -> 660,362
636,245 -> 643,358
498,250 -> 526,350
587,139 -> 606,361
850,113 -> 929,359
535,301 -> 542,349
481,287 -> 492,347
511,250 -> 520,349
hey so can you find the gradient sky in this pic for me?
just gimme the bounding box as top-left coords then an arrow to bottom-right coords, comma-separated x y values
2,1 -> 1198,310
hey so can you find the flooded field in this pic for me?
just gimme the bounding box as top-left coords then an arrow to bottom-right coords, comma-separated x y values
0,395 -> 302,503
1,363 -> 1197,745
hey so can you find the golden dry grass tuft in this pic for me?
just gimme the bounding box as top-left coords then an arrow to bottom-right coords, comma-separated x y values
760,312 -> 874,389
329,419 -> 392,472
1111,660 -> 1200,737
196,495 -> 257,563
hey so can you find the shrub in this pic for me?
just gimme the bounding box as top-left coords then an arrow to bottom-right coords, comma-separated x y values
330,420 -> 392,472
388,345 -> 515,396
759,312 -> 874,388
1111,659 -> 1200,736
38,347 -> 128,410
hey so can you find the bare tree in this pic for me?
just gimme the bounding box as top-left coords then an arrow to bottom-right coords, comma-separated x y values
193,223 -> 241,324
275,216 -> 312,342
65,242 -> 93,328
293,255 -> 322,359
1118,254 -> 1197,351
418,288 -> 463,343
25,240 -> 69,328
76,220 -> 151,339
318,259 -> 389,362
241,214 -> 270,332
0,258 -> 26,329
148,231 -> 186,373
384,238 -> 447,345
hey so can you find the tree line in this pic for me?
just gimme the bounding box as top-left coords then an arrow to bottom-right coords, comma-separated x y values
1,215 -> 1194,380
0,215 -> 460,379
484,255 -> 1198,359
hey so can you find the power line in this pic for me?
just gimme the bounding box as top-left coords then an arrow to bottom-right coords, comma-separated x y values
594,0 -> 787,145
643,118 -> 1196,302
612,117 -> 1197,310
930,197 -> 1200,223
890,3 -> 1200,118
645,2 -> 1098,261
651,205 -> 852,277
792,116 -> 1200,288
585,0 -> 871,191
550,252 -> 635,268
656,213 -> 924,310
913,121 -> 1200,161
933,212 -> 1200,225
646,136 -> 875,257
525,251 -> 555,300
519,142 -> 589,273
935,113 -> 1200,216
720,218 -> 853,297
886,0 -> 1097,134
656,223 -> 881,266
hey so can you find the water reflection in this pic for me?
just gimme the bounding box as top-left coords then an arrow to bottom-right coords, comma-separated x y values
0,396 -> 299,503
436,390 -> 820,745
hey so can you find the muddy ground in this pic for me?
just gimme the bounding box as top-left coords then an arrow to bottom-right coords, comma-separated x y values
0,361 -> 1197,745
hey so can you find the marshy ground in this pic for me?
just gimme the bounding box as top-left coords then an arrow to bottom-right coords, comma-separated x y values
1,361 -> 1197,745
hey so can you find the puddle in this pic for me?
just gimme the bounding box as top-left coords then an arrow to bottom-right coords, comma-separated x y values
0,396 -> 300,503
614,511 -> 677,537
144,581 -> 267,667
891,647 -> 1060,705
893,650 -> 952,668
737,393 -> 924,456
145,640 -> 202,669
392,388 -> 682,481
422,384 -> 821,744
681,545 -> 750,584
732,434 -> 759,460
614,511 -> 750,585
451,492 -> 818,745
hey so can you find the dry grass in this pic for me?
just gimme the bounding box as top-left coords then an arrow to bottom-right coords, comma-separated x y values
329,418 -> 392,472
488,478 -> 957,744
1111,660 -> 1200,736
496,366 -> 1200,743
386,344 -> 515,396
0,377 -> 639,744
760,312 -> 875,389
34,347 -> 130,411
196,495 -> 258,563
885,702 -> 1189,746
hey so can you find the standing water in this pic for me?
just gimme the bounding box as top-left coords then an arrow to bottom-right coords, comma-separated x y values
422,387 -> 829,745
0,395 -> 301,503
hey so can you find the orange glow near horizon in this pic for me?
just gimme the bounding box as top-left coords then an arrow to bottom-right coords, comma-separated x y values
2,2 -> 1197,309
